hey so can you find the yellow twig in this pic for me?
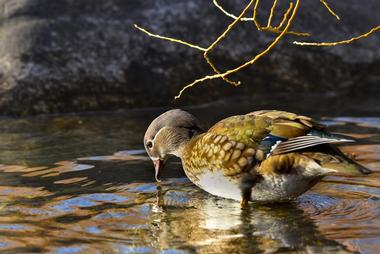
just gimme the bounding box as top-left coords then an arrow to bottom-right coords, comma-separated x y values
213,0 -> 307,37
266,0 -> 278,28
212,0 -> 254,21
263,27 -> 310,37
268,1 -> 309,36
136,0 -> 378,99
135,1 -> 253,87
208,0 -> 255,51
175,74 -> 221,100
276,2 -> 293,30
293,25 -> 380,46
175,0 -> 299,99
253,0 -> 262,30
224,2 -> 298,77
320,0 -> 340,20
134,24 -> 207,51
204,0 -> 256,86
204,55 -> 240,86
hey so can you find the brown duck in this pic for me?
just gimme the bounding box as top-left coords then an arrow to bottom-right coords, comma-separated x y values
144,109 -> 371,206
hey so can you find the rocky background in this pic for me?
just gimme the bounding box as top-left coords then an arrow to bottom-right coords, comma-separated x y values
0,0 -> 379,116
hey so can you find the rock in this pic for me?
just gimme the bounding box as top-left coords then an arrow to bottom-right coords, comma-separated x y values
0,0 -> 379,115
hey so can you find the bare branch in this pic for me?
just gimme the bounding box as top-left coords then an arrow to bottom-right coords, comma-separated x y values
252,0 -> 262,30
134,24 -> 207,51
135,0 -> 379,99
266,0 -> 278,28
320,0 -> 340,20
175,0 -> 300,99
208,0 -> 256,51
263,27 -> 310,37
213,0 -> 307,37
276,2 -> 293,30
212,0 -> 254,21
204,0 -> 256,86
294,25 -> 380,46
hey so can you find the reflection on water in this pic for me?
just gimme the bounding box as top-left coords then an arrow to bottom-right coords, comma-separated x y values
0,111 -> 379,253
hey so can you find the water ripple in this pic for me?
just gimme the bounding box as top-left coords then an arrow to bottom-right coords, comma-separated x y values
0,115 -> 379,253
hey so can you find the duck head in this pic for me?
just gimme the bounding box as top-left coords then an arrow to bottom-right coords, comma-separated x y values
144,109 -> 203,181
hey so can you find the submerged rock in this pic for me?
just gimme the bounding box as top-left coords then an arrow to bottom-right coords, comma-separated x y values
0,0 -> 379,115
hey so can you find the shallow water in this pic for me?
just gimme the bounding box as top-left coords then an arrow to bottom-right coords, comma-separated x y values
0,109 -> 379,253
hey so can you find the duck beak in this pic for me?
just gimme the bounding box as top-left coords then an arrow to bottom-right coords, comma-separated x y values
153,159 -> 165,182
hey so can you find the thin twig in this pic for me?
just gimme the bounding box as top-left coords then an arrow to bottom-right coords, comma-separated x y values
175,0 -> 299,99
252,0 -> 262,30
294,25 -> 380,46
212,0 -> 254,21
207,0 -> 256,51
263,27 -> 310,37
205,0 -> 256,86
136,0 -> 379,99
203,56 -> 240,86
276,2 -> 293,30
266,0 -> 278,28
320,0 -> 340,20
224,2 -> 298,77
134,24 -> 207,51
213,0 -> 308,37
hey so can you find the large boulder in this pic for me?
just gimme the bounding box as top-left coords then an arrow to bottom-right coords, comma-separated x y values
0,0 -> 379,115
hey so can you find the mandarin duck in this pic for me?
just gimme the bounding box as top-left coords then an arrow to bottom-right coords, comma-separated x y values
144,109 -> 371,206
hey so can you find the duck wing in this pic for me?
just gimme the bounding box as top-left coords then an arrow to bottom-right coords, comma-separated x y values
246,110 -> 352,155
196,110 -> 370,176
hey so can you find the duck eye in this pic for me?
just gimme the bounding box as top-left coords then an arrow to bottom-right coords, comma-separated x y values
146,140 -> 153,149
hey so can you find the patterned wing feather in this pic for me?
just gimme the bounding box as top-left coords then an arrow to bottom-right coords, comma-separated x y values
182,133 -> 258,179
208,114 -> 273,148
207,110 -> 332,160
272,135 -> 354,155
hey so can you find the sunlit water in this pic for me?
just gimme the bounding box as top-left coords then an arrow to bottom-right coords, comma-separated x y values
0,109 -> 379,253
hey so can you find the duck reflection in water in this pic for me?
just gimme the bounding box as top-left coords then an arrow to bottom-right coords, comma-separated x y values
150,184 -> 353,254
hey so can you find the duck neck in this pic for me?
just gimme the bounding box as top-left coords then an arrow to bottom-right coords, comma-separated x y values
172,130 -> 202,159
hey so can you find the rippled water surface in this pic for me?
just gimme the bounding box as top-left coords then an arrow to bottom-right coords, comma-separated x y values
0,108 -> 379,253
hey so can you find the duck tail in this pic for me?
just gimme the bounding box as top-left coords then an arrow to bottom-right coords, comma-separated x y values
307,152 -> 372,176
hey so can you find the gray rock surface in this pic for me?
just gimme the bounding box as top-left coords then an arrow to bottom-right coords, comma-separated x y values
0,0 -> 379,115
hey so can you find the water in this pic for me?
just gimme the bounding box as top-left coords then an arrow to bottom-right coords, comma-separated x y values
0,108 -> 379,253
